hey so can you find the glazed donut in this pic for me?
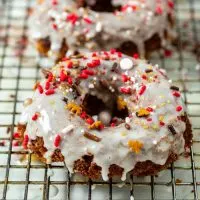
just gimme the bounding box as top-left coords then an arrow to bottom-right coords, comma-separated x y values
18,51 -> 192,180
29,0 -> 175,63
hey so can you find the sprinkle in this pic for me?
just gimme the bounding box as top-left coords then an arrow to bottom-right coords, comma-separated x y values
170,86 -> 179,91
66,61 -> 73,69
13,141 -> 20,147
128,140 -> 143,154
133,53 -> 139,59
66,13 -> 78,25
13,132 -> 20,139
121,74 -> 130,82
89,121 -> 103,130
117,97 -> 127,110
125,123 -> 131,130
173,91 -> 181,97
79,72 -> 88,79
87,59 -> 101,68
146,107 -> 154,112
48,72 -> 53,82
145,69 -> 153,73
138,85 -> 146,95
120,87 -> 131,94
86,118 -> 94,125
60,70 -> 68,82
52,0 -> 58,5
80,111 -> 87,119
159,121 -> 165,126
168,1 -> 174,9
23,98 -> 33,107
83,132 -> 101,142
120,58 -> 133,70
37,84 -> 44,94
45,81 -> 50,90
62,97 -> 68,103
82,69 -> 95,76
32,113 -> 39,121
155,6 -> 163,15
168,125 -> 177,135
66,102 -> 82,115
136,108 -> 150,118
110,123 -> 116,127
61,125 -> 74,134
45,89 -> 55,96
67,76 -> 73,85
23,135 -> 29,149
164,49 -> 172,57
176,106 -> 183,112
141,74 -> 147,80
54,134 -> 61,147
83,17 -> 92,24
52,23 -> 58,30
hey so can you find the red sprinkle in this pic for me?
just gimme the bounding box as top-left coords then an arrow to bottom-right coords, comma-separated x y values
80,111 -> 87,119
82,69 -> 95,76
52,23 -> 58,30
146,107 -> 154,112
168,0 -> 174,9
155,6 -> 163,15
139,85 -> 146,95
66,13 -> 78,25
83,17 -> 92,24
37,84 -> 44,94
92,52 -> 97,57
120,87 -> 131,94
133,53 -> 139,59
62,57 -> 69,61
66,61 -> 73,69
13,132 -> 20,139
79,73 -> 88,79
23,135 -> 29,149
160,121 -> 165,126
67,76 -> 73,85
45,81 -> 50,90
86,118 -> 94,125
60,70 -> 68,82
176,106 -> 183,112
110,123 -> 116,127
54,134 -> 61,147
52,0 -> 58,5
147,118 -> 152,122
121,74 -> 130,82
13,141 -> 20,147
32,113 -> 38,121
45,89 -> 55,96
48,72 -> 53,82
173,91 -> 181,97
117,52 -> 122,58
164,49 -> 172,57
142,74 -> 147,80
110,49 -> 117,54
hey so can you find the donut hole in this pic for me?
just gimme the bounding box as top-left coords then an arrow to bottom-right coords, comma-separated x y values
83,94 -> 129,126
77,0 -> 120,12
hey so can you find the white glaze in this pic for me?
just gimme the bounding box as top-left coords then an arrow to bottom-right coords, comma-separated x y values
29,0 -> 174,62
20,51 -> 187,181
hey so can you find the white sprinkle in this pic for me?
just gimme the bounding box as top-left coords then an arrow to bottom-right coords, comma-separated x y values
168,80 -> 172,83
125,117 -> 130,123
61,125 -> 74,134
196,64 -> 200,71
120,58 -> 133,70
89,83 -> 94,88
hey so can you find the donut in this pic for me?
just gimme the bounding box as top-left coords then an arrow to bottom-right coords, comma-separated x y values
29,0 -> 175,63
18,50 -> 192,180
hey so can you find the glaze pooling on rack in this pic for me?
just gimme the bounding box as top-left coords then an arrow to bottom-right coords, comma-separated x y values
20,51 -> 188,181
29,0 -> 174,62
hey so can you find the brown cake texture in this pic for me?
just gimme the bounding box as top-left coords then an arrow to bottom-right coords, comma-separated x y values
17,115 -> 192,179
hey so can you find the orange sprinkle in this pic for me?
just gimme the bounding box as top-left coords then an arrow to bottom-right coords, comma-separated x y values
128,140 -> 143,154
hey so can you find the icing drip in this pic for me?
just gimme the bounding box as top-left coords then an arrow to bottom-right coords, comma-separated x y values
20,51 -> 187,181
29,0 -> 174,62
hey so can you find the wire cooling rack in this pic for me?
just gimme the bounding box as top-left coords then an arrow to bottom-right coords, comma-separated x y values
0,0 -> 200,199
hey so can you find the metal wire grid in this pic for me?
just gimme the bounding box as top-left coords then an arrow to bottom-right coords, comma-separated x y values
0,0 -> 200,199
